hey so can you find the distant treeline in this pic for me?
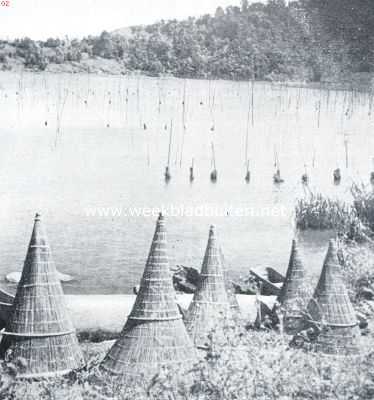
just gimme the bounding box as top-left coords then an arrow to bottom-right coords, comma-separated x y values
0,0 -> 373,82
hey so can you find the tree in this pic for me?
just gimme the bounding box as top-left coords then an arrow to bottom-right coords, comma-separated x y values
92,31 -> 115,58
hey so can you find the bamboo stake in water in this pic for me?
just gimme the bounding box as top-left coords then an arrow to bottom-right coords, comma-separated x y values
180,80 -> 187,168
54,86 -> 68,148
167,119 -> 173,167
244,82 -> 250,168
190,158 -> 194,181
211,142 -> 216,171
344,134 -> 349,169
164,119 -> 173,181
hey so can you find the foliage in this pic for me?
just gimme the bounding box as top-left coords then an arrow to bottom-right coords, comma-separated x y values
0,1 -> 372,80
352,184 -> 374,232
300,0 -> 374,74
295,192 -> 361,235
1,327 -> 374,399
339,240 -> 374,307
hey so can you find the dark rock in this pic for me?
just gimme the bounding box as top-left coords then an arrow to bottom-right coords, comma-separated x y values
172,265 -> 200,294
359,286 -> 374,300
232,281 -> 256,295
172,265 -> 257,295
357,312 -> 369,329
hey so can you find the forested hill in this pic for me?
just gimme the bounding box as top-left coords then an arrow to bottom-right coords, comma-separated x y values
0,0 -> 373,83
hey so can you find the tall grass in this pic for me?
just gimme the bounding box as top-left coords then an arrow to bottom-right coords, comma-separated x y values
295,193 -> 358,232
352,184 -> 374,232
1,326 -> 373,399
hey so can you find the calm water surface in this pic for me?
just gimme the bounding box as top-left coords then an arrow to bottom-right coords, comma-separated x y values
0,72 -> 373,294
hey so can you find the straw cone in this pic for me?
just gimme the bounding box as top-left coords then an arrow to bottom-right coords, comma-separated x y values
184,225 -> 235,348
0,214 -> 84,378
304,239 -> 360,355
220,249 -> 242,321
101,214 -> 196,378
274,239 -> 309,334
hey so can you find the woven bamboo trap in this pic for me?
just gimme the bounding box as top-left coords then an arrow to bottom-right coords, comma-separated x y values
303,239 -> 360,355
101,213 -> 196,379
0,214 -> 84,378
273,239 -> 310,334
184,225 -> 236,348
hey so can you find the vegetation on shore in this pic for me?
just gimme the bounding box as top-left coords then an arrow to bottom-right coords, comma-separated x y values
295,184 -> 374,242
0,328 -> 373,399
0,0 -> 373,84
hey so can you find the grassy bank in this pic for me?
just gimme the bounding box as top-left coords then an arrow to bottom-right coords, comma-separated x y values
1,328 -> 373,399
295,186 -> 374,242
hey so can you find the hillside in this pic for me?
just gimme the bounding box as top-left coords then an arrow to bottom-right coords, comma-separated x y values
0,0 -> 373,83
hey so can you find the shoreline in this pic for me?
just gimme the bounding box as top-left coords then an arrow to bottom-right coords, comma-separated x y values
1,67 -> 372,93
0,293 -> 275,336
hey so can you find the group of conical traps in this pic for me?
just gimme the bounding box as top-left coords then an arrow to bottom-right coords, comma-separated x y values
0,212 -> 362,381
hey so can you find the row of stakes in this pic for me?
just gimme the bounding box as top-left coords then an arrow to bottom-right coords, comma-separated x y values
164,165 -> 374,185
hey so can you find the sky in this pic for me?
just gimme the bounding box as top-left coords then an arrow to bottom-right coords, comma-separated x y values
0,0 -> 243,40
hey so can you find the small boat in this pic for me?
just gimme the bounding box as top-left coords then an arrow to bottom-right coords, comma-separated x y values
6,271 -> 74,284
333,168 -> 341,184
250,266 -> 284,296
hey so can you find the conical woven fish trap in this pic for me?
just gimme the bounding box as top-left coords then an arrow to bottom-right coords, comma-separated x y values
0,214 -> 84,378
101,214 -> 196,378
185,225 -> 236,347
275,239 -> 310,333
304,239 -> 360,355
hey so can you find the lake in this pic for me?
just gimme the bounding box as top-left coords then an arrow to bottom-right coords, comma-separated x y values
0,72 -> 373,294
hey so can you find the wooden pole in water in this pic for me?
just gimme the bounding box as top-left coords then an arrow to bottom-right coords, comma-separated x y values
251,57 -> 255,127
212,142 -> 216,170
244,89 -> 250,180
244,74 -> 254,183
165,119 -> 173,181
190,158 -> 194,182
344,135 -> 349,169
210,142 -> 217,182
180,80 -> 187,168
245,160 -> 250,183
167,120 -> 173,167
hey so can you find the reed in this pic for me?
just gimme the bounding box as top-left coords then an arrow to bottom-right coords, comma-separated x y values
351,183 -> 374,232
295,192 -> 357,233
